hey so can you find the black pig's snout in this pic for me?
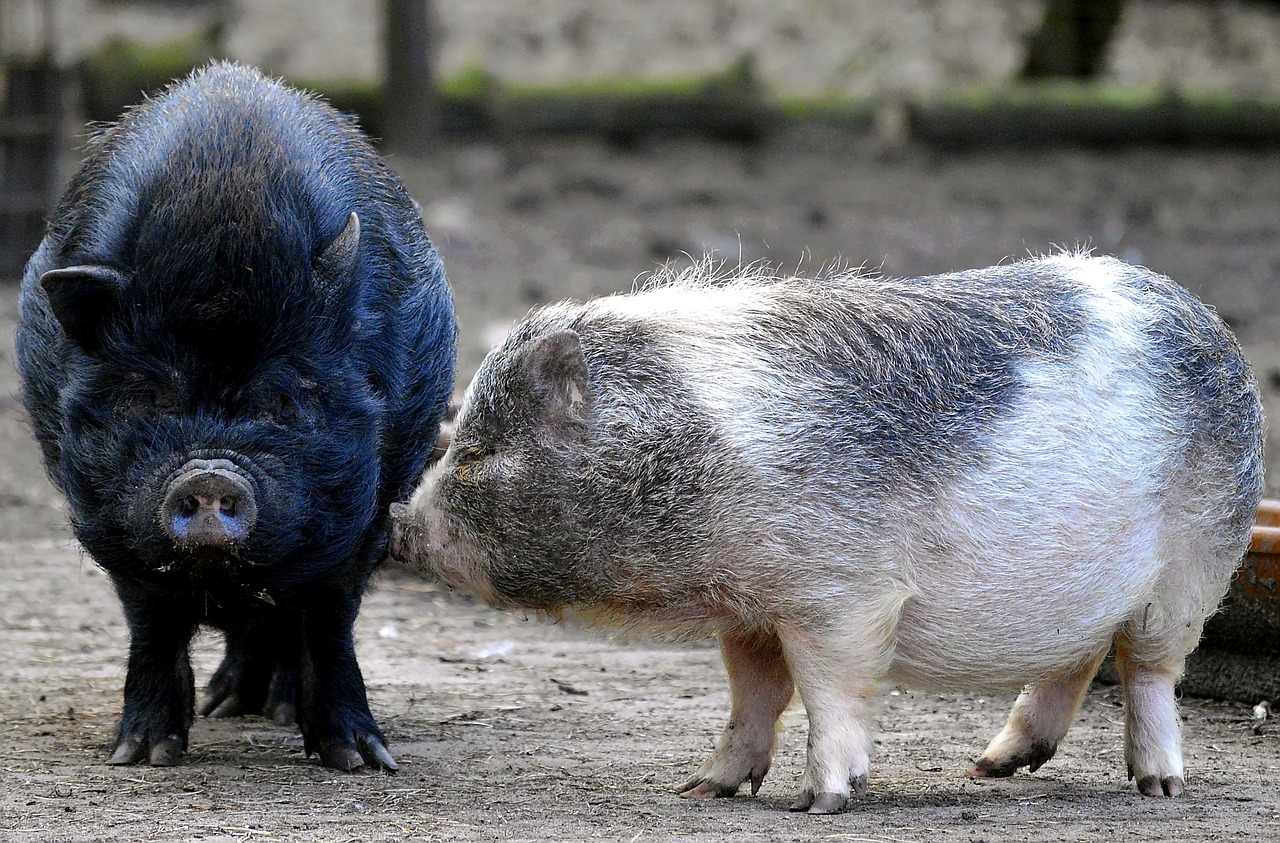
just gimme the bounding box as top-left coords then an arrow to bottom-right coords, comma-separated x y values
161,458 -> 258,550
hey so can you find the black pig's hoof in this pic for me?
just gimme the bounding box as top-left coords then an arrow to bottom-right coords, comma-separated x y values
149,736 -> 184,766
320,743 -> 365,772
269,701 -> 297,727
199,690 -> 246,719
199,653 -> 298,726
108,733 -> 184,766
107,735 -> 146,765
314,734 -> 398,773
199,689 -> 295,726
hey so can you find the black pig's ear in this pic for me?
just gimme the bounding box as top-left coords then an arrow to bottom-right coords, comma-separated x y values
526,329 -> 591,429
40,264 -> 127,355
313,211 -> 361,286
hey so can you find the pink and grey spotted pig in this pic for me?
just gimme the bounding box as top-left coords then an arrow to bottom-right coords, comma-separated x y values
392,254 -> 1263,813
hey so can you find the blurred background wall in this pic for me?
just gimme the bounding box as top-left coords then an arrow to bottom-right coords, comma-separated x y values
4,1 -> 1280,96
4,1 -> 1280,281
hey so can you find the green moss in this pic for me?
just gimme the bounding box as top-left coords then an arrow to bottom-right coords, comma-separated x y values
81,32 -> 218,121
94,36 -> 216,90
923,83 -> 1280,114
297,78 -> 382,128
776,97 -> 877,122
1176,89 -> 1280,114
908,84 -> 1280,146
439,65 -> 500,102
929,83 -> 1152,110
89,34 -> 215,83
73,42 -> 1280,145
488,58 -> 759,103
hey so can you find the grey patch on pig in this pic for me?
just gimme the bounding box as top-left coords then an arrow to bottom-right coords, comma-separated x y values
1136,268 -> 1264,536
399,253 -> 1263,805
714,261 -> 1088,497
434,260 -> 1093,620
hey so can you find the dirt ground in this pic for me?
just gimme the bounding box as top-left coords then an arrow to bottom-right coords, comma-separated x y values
3,130 -> 1280,842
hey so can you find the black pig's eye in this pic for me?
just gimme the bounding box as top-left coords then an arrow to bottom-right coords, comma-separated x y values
256,378 -> 320,425
117,383 -> 182,416
257,394 -> 299,423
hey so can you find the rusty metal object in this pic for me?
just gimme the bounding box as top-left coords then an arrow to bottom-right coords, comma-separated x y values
1247,498 -> 1280,550
1204,500 -> 1280,654
1165,500 -> 1280,702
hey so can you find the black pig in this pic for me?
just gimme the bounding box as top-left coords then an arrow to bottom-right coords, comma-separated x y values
15,62 -> 455,771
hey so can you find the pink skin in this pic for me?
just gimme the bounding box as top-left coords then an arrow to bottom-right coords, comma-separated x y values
387,499 -> 501,605
388,503 -> 411,561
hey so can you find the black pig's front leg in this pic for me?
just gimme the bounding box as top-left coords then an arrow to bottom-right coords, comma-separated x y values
297,584 -> 395,772
198,619 -> 299,726
108,580 -> 198,766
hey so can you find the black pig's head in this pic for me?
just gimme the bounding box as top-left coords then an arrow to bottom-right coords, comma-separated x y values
33,210 -> 383,590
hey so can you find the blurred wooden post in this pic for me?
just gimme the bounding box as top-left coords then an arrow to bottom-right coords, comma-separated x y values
1020,0 -> 1125,80
0,0 -> 64,280
383,0 -> 436,155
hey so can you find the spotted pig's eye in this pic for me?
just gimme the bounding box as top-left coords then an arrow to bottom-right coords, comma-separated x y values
453,445 -> 490,478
